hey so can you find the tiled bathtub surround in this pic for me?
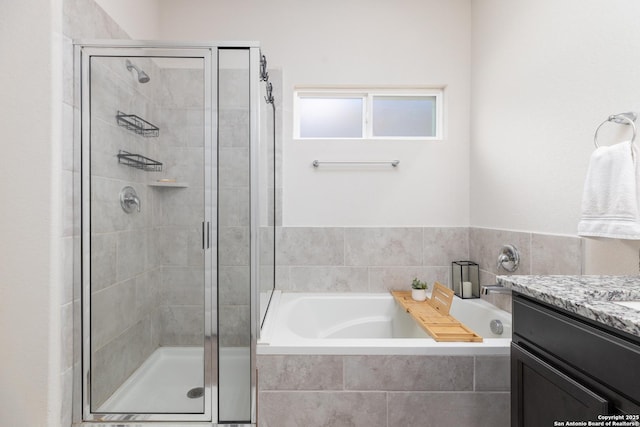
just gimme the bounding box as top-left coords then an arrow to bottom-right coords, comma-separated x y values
257,354 -> 510,427
275,226 -> 582,302
276,227 -> 468,292
469,227 -> 583,312
469,228 -> 583,278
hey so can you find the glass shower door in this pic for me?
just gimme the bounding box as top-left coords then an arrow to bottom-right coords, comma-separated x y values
81,47 -> 214,422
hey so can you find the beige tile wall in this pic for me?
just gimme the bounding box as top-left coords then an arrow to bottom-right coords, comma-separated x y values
88,55 -> 162,408
274,226 -> 583,314
276,227 -> 468,292
470,227 -> 583,312
218,67 -> 252,348
151,66 -> 206,348
257,354 -> 510,427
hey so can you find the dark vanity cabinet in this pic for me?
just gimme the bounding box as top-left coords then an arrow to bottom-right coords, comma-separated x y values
512,293 -> 640,427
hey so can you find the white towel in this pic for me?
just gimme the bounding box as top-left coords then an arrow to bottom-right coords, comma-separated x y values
578,140 -> 640,239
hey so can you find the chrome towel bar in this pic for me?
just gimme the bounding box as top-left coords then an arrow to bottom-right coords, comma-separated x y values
312,160 -> 399,167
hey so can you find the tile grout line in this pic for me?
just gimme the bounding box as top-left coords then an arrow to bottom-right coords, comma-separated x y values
342,355 -> 346,391
342,227 -> 346,269
386,390 -> 389,427
472,355 -> 476,392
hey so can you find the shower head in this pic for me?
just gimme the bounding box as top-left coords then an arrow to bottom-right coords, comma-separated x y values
137,69 -> 150,83
126,59 -> 150,83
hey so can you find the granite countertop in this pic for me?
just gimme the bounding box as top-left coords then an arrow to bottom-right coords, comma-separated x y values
496,275 -> 640,339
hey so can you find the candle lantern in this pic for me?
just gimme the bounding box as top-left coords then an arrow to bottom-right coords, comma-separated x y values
451,261 -> 480,299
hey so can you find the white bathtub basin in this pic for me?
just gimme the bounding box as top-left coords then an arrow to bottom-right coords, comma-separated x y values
258,292 -> 512,356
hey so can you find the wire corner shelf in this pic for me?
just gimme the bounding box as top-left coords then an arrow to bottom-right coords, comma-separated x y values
117,150 -> 163,172
116,111 -> 160,137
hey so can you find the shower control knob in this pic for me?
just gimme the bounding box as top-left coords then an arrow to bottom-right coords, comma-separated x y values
497,244 -> 519,272
120,186 -> 141,213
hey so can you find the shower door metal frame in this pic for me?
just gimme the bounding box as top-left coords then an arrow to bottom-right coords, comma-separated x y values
76,40 -> 262,426
249,46 -> 261,426
77,42 -> 218,424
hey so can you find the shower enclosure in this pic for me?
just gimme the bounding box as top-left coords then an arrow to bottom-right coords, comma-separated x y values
75,41 -> 275,425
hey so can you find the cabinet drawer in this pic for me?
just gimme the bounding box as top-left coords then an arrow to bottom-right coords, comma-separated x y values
513,295 -> 640,405
512,342 -> 610,427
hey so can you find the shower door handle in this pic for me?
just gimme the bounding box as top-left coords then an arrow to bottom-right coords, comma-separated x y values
202,221 -> 210,250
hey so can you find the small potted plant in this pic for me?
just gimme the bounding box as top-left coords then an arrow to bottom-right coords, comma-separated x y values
411,278 -> 429,301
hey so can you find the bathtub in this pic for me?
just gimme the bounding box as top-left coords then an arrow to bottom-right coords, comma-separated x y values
258,291 -> 512,356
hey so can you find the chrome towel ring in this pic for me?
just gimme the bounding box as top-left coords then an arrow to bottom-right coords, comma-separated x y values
593,112 -> 637,158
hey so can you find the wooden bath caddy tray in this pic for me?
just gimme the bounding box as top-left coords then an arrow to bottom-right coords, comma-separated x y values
391,282 -> 483,342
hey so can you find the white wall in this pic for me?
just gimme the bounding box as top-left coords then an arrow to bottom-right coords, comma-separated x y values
155,0 -> 472,226
94,0 -> 161,40
0,0 -> 62,425
471,0 -> 640,272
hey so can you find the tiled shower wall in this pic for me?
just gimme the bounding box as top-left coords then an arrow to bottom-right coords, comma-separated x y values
86,56 -> 208,408
151,66 -> 206,347
63,0 -> 211,415
89,55 -> 162,408
91,61 -> 207,407
218,65 -> 282,347
218,66 -> 252,348
62,3 -> 268,419
62,0 -> 131,423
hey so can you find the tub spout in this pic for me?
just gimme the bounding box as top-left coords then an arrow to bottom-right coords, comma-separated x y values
480,284 -> 512,296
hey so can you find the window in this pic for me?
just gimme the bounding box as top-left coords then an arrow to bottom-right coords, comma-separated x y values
294,88 -> 443,140
298,97 -> 364,138
372,96 -> 437,137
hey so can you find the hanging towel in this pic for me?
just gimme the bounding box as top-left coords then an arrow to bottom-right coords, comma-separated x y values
578,140 -> 640,239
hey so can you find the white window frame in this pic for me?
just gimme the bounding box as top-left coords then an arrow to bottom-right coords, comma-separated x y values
294,87 -> 444,140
